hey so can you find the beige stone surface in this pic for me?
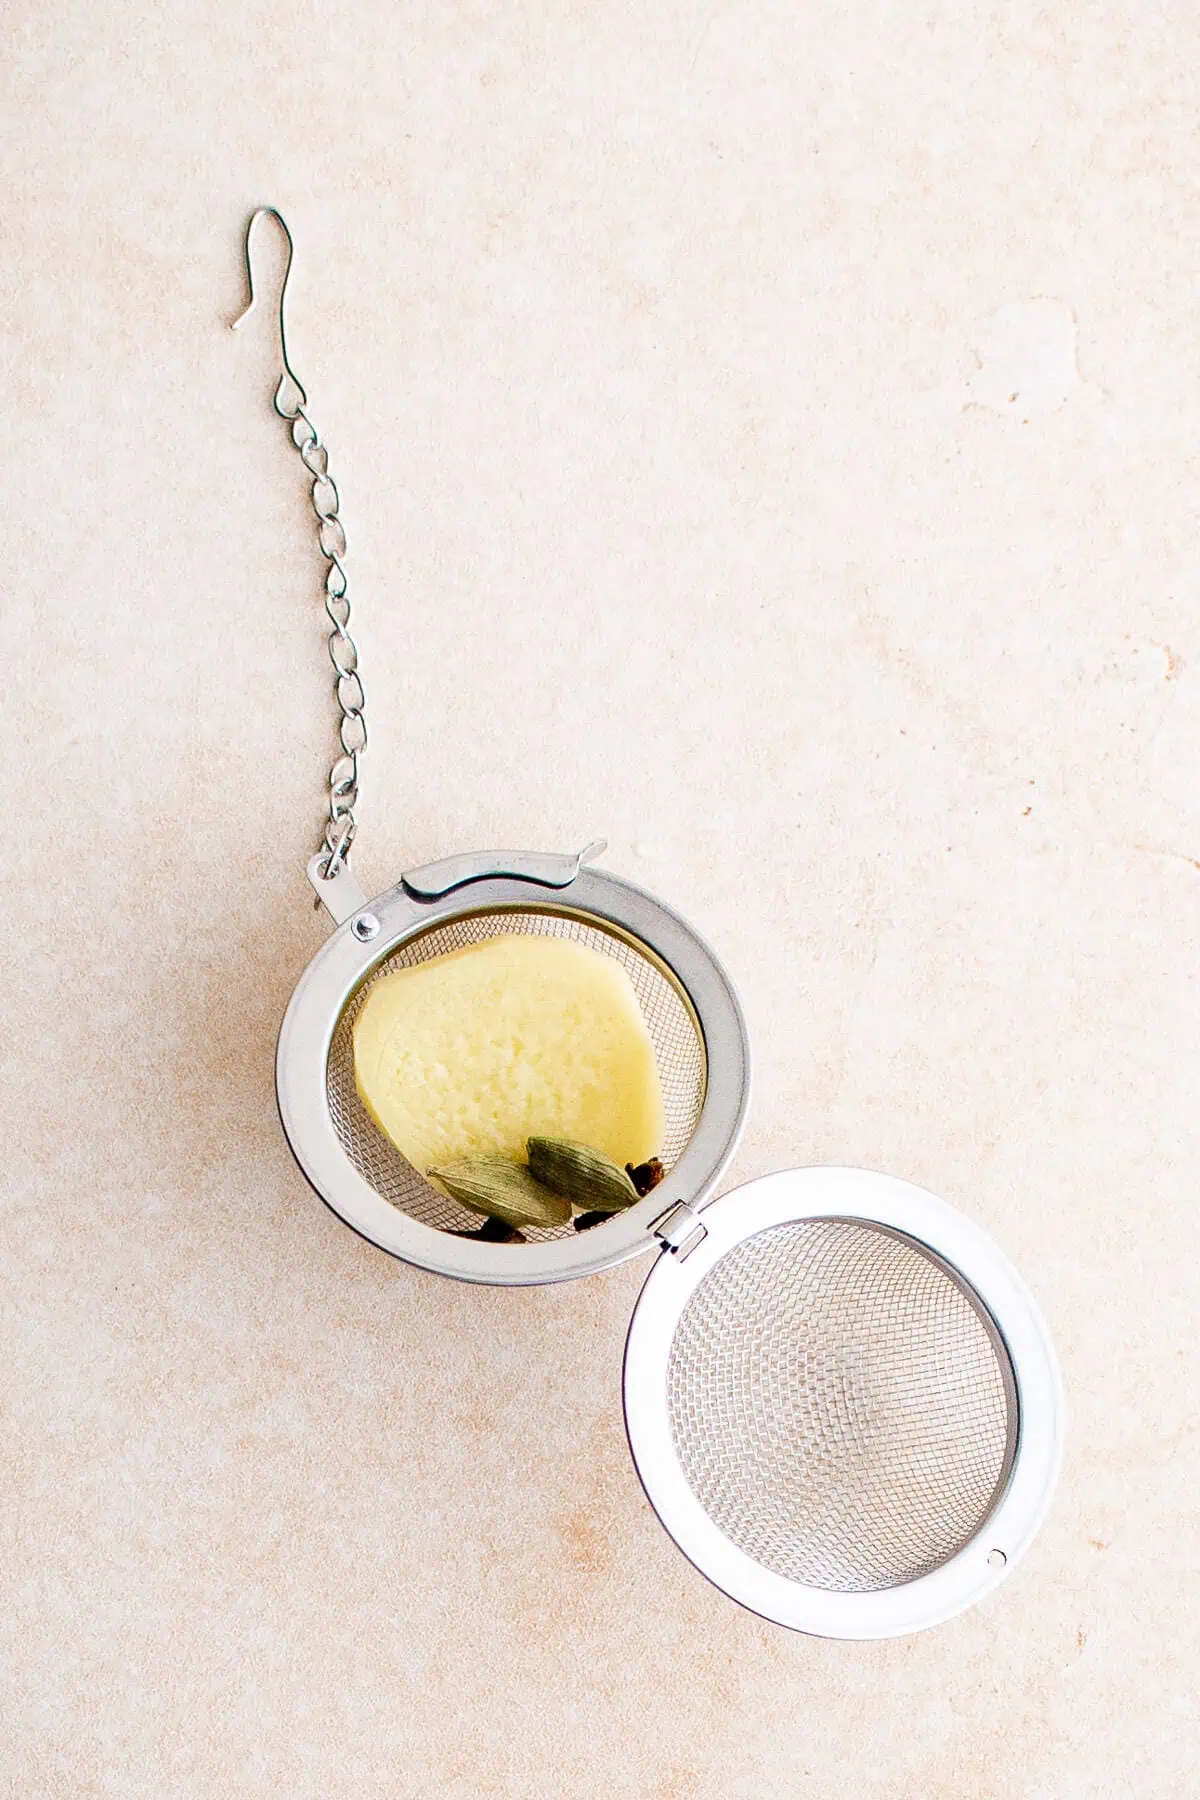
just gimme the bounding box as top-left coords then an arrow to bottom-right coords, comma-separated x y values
3,2 -> 1199,1794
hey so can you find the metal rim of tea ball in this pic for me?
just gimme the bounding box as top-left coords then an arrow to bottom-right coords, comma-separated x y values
276,851 -> 752,1285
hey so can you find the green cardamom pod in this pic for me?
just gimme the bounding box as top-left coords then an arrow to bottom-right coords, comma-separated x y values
428,1157 -> 572,1230
526,1136 -> 641,1214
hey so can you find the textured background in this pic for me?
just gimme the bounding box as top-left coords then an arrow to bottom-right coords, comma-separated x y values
4,2 -> 1199,1794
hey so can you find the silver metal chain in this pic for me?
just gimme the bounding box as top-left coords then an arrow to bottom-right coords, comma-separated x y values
233,207 -> 366,879
283,398 -> 366,877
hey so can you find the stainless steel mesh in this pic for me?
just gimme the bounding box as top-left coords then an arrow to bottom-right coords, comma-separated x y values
666,1220 -> 1017,1592
326,907 -> 707,1242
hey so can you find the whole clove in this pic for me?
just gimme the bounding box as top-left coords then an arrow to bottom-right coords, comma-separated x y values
626,1157 -> 666,1198
450,1215 -> 527,1244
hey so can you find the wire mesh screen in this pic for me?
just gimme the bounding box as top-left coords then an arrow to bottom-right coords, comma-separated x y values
326,907 -> 707,1241
666,1220 -> 1017,1591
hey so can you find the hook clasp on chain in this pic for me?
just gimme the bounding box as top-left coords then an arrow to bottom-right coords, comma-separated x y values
231,206 -> 308,417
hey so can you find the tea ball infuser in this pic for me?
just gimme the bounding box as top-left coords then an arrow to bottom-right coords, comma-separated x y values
234,207 -> 1063,1637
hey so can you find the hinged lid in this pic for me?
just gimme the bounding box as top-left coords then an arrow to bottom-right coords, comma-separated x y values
623,1167 -> 1063,1639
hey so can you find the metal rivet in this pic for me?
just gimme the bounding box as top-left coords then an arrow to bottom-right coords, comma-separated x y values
351,913 -> 380,941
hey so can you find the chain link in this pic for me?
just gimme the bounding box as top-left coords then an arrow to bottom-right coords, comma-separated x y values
276,390 -> 366,878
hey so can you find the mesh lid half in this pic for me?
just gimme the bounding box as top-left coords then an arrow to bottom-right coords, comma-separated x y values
623,1168 -> 1062,1638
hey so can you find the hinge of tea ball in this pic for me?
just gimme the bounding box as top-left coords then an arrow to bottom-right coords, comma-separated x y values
651,1201 -> 707,1260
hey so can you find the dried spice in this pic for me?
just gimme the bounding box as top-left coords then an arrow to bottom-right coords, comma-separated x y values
435,1137 -> 666,1242
429,1157 -> 572,1229
527,1136 -> 640,1213
450,1217 -> 527,1244
626,1157 -> 665,1198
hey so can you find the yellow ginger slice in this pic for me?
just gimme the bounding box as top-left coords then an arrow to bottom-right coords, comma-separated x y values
352,934 -> 665,1176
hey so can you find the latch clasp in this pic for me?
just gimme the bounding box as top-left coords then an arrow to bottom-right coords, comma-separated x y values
402,840 -> 606,901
